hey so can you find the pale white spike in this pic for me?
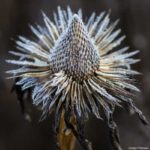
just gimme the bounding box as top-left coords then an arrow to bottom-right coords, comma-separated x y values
9,51 -> 29,58
42,12 -> 56,42
89,12 -> 105,36
78,9 -> 82,19
100,58 -> 140,67
97,29 -> 121,51
29,25 -> 40,38
18,36 -> 50,53
19,36 -> 31,44
97,30 -> 120,54
19,70 -> 51,78
125,58 -> 141,65
119,50 -> 140,59
98,13 -> 110,33
57,6 -> 65,31
30,25 -> 51,49
42,12 -> 59,39
101,49 -> 138,63
101,35 -> 126,55
6,59 -> 48,67
103,52 -> 139,64
116,46 -> 129,54
6,68 -> 31,74
101,47 -> 129,59
53,12 -> 59,30
67,6 -> 73,21
18,36 -> 44,52
95,19 -> 119,43
16,40 -> 48,59
6,74 -> 25,79
113,35 -> 126,46
86,12 -> 96,30
37,24 -> 53,48
107,29 -> 121,42
36,24 -> 49,39
59,10 -> 68,29
7,70 -> 49,79
62,10 -> 68,25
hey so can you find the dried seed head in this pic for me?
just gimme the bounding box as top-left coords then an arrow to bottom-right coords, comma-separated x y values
6,6 -> 144,122
50,14 -> 100,81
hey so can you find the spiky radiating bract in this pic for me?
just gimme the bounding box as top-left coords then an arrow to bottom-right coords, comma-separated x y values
7,6 -> 142,121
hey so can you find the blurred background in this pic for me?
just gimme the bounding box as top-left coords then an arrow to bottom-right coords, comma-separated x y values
0,0 -> 150,150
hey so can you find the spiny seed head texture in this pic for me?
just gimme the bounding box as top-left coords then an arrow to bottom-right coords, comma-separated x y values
50,15 -> 100,81
7,6 -> 142,120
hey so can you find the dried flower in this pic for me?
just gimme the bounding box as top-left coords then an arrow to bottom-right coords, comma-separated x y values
6,6 -> 148,150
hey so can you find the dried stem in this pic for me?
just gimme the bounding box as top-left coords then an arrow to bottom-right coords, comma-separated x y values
64,109 -> 93,150
57,111 -> 76,150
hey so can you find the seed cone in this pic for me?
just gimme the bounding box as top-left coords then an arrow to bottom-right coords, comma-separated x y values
50,14 -> 100,81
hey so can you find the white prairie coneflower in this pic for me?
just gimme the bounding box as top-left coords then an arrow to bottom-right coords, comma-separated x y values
6,6 -> 148,150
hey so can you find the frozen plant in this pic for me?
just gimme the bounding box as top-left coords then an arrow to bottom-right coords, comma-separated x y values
6,6 -> 148,150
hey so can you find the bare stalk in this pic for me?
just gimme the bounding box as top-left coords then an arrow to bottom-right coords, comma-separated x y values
57,111 -> 76,150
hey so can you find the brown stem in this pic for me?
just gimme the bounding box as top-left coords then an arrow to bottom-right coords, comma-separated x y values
57,111 -> 76,150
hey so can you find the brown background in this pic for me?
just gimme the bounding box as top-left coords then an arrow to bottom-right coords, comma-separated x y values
0,0 -> 150,150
